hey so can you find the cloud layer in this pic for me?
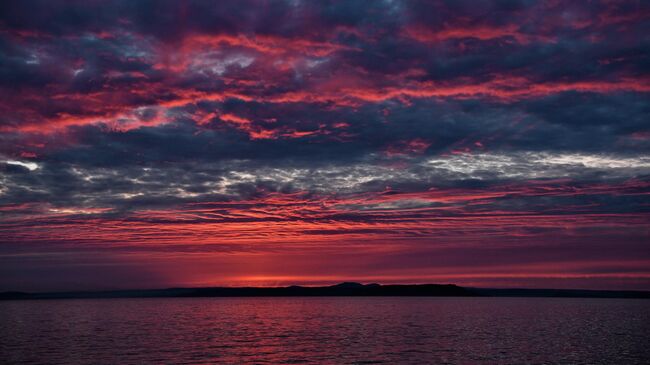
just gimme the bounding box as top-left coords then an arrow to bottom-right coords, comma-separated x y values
0,0 -> 649,291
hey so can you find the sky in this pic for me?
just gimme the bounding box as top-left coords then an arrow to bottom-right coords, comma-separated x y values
0,0 -> 649,292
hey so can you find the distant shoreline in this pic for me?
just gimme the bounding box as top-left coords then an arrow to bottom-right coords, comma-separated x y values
2,282 -> 649,301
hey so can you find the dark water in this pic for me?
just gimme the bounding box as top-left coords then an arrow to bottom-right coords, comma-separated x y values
1,297 -> 648,364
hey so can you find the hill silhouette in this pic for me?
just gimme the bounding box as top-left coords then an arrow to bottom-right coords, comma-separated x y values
1,283 -> 648,300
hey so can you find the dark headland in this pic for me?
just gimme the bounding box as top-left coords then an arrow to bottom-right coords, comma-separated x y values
1,282 -> 649,300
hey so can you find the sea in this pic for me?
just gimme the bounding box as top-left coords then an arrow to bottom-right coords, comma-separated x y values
1,297 -> 649,364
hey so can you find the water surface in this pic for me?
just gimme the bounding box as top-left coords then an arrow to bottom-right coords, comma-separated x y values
1,297 -> 648,364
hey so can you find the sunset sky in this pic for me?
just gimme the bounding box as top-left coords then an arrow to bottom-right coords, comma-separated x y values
0,0 -> 648,292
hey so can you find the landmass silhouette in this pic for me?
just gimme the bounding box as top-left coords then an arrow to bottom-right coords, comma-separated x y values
2,282 -> 649,300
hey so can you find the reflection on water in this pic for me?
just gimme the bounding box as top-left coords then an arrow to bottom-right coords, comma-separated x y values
1,297 -> 649,364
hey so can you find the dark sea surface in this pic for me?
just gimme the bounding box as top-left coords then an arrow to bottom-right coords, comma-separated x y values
1,297 -> 648,364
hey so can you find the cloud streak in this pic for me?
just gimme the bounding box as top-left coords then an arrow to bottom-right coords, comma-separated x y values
0,0 -> 648,291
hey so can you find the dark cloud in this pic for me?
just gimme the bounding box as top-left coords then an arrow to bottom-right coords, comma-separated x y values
0,0 -> 649,290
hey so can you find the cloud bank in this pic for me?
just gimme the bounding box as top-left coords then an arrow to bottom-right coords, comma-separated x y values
0,0 -> 648,291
